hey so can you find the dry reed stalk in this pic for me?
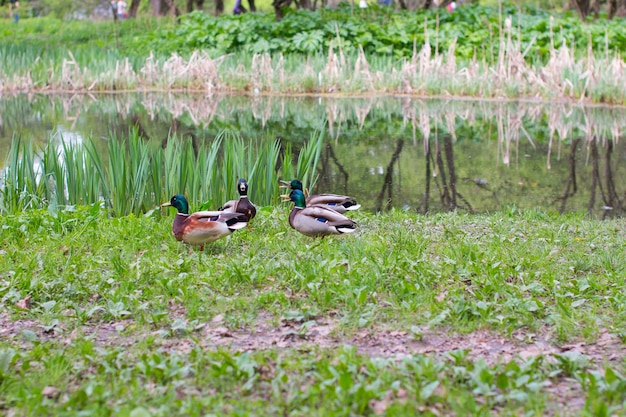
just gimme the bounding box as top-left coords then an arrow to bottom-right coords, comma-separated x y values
1,73 -> 35,93
188,51 -> 223,91
541,44 -> 575,98
396,40 -> 416,93
333,22 -> 347,71
325,42 -> 341,81
273,54 -> 284,91
251,53 -> 274,92
119,58 -> 137,89
301,58 -> 317,93
61,51 -> 85,90
98,58 -> 137,91
139,51 -> 223,90
140,52 -> 160,86
3,42 -> 626,103
353,46 -> 375,91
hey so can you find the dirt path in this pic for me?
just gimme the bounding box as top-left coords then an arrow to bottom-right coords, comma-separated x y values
5,311 -> 623,414
2,311 -> 623,366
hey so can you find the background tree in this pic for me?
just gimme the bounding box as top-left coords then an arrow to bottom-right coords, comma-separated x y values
187,0 -> 205,12
569,0 -> 626,19
149,0 -> 180,15
129,0 -> 141,17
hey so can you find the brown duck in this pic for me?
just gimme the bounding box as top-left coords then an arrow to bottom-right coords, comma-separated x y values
162,194 -> 248,251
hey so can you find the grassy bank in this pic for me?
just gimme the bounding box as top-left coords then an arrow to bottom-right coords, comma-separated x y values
1,207 -> 625,415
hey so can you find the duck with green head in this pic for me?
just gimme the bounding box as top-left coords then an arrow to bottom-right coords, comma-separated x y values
218,178 -> 257,222
279,179 -> 360,214
162,194 -> 248,251
287,189 -> 358,237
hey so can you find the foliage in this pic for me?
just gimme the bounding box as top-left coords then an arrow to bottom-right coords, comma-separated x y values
157,4 -> 626,61
36,0 -> 104,19
2,4 -> 626,63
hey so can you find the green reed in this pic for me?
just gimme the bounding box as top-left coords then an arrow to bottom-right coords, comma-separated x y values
279,129 -> 324,193
0,137 -> 43,212
0,129 -> 324,216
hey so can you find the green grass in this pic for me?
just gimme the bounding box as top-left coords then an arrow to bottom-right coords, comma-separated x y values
1,206 -> 625,415
3,340 -> 622,416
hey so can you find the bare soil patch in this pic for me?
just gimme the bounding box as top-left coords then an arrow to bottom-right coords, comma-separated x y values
3,311 -> 623,366
4,311 -> 620,414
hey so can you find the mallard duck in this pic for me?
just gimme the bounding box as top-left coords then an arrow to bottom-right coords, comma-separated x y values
287,189 -> 358,237
218,178 -> 257,222
162,194 -> 248,251
279,179 -> 360,214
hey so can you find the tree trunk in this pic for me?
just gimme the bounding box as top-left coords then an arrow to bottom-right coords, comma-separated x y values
111,0 -> 118,20
248,0 -> 256,12
148,0 -> 178,16
163,0 -> 180,16
608,0 -> 617,18
215,0 -> 224,15
570,0 -> 591,20
186,0 -> 204,12
591,0 -> 601,19
150,0 -> 164,15
128,0 -> 141,17
617,0 -> 626,16
422,0 -> 454,9
273,0 -> 291,20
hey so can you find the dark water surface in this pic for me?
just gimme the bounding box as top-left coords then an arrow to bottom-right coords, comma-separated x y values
1,93 -> 625,217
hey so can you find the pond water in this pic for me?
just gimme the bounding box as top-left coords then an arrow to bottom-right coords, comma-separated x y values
1,93 -> 625,217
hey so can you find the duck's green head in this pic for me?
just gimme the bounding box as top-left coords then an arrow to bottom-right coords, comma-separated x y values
237,178 -> 249,196
289,189 -> 307,208
289,179 -> 303,191
279,179 -> 303,191
162,194 -> 189,214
